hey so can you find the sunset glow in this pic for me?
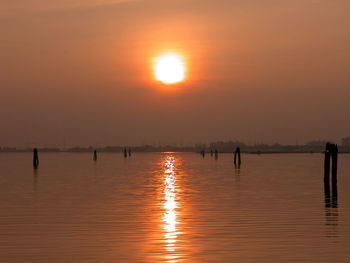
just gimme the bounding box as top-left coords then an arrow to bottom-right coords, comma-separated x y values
155,54 -> 185,84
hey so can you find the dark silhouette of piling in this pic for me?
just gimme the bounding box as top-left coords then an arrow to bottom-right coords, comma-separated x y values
331,144 -> 338,186
234,147 -> 241,166
93,150 -> 97,161
324,143 -> 338,208
33,148 -> 39,169
124,147 -> 128,158
324,143 -> 338,186
324,143 -> 331,184
214,149 -> 218,160
128,148 -> 131,157
210,150 -> 213,156
200,150 -> 205,158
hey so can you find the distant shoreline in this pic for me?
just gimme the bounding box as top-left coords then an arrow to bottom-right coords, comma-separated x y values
1,150 -> 350,154
1,140 -> 350,154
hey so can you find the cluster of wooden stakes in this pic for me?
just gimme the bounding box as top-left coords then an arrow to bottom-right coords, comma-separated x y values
32,147 -> 132,169
200,147 -> 242,167
32,147 -> 243,169
32,144 -> 338,190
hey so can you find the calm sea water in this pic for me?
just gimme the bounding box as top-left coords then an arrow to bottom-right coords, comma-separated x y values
0,152 -> 349,262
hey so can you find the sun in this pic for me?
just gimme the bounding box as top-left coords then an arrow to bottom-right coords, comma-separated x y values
154,53 -> 185,84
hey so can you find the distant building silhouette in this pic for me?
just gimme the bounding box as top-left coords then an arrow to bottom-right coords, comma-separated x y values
342,137 -> 350,147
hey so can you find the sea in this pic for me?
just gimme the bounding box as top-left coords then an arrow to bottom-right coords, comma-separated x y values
0,152 -> 349,262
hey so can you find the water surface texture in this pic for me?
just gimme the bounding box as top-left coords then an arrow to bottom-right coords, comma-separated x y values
0,153 -> 349,262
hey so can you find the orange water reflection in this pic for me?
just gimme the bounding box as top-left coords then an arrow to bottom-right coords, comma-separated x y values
162,155 -> 180,262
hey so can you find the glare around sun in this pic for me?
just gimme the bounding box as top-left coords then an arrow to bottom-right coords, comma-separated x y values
154,53 -> 185,84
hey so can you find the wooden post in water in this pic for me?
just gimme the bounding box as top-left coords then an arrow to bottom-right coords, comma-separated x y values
93,150 -> 97,161
331,144 -> 338,186
33,148 -> 39,169
124,147 -> 127,158
331,144 -> 338,203
324,143 -> 331,185
238,147 -> 241,165
234,148 -> 237,164
214,149 -> 218,160
323,142 -> 338,208
234,147 -> 241,166
128,148 -> 131,157
210,150 -> 213,156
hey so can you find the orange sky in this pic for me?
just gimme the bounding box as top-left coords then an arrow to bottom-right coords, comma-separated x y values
1,0 -> 350,147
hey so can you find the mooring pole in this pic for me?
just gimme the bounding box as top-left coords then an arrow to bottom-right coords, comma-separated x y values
237,147 -> 241,165
324,143 -> 331,185
331,144 -> 338,187
234,147 -> 241,166
324,143 -> 338,208
124,147 -> 127,158
33,148 -> 39,169
323,142 -> 338,208
214,149 -> 218,160
93,150 -> 97,161
128,148 -> 131,157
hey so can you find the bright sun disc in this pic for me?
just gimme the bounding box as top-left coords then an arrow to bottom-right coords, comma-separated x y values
155,53 -> 185,84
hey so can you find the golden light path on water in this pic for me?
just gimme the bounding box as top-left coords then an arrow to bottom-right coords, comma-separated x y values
162,155 -> 179,262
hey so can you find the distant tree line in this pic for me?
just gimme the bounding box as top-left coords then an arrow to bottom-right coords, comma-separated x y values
1,138 -> 350,153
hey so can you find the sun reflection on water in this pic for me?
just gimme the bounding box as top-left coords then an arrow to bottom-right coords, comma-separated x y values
162,155 -> 179,261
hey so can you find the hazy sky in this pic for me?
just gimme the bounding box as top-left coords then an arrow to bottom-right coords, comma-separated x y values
1,0 -> 349,147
